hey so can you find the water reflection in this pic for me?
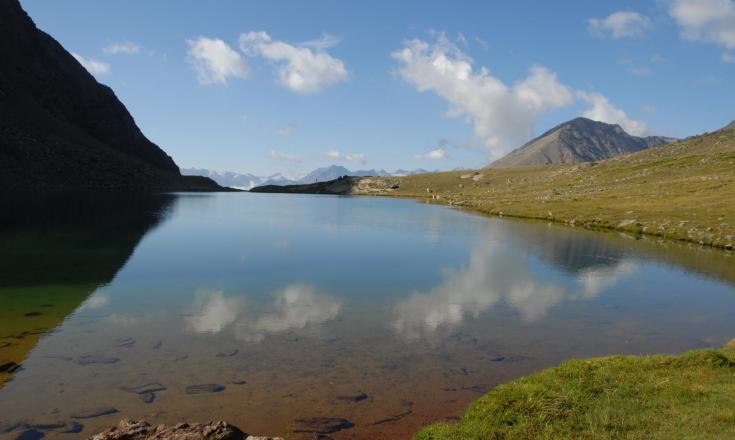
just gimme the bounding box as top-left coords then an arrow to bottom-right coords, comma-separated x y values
0,193 -> 174,386
188,285 -> 342,342
391,238 -> 639,341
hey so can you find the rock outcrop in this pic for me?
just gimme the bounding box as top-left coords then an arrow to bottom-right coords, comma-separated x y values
89,420 -> 283,440
0,0 -> 223,190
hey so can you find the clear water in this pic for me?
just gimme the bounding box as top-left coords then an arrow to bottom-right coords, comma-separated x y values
1,192 -> 734,439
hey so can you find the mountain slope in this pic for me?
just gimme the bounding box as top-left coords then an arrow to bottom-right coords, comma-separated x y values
0,0 -> 221,190
490,117 -> 675,168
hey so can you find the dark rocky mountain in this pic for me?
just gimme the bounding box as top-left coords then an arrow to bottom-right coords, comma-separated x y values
0,0 -> 222,190
489,117 -> 676,168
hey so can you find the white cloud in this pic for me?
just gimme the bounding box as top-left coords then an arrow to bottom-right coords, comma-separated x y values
415,148 -> 451,160
239,31 -> 348,93
392,35 -> 574,158
186,37 -> 249,85
722,52 -> 735,62
275,122 -> 296,138
71,52 -> 111,75
629,66 -> 652,76
103,41 -> 140,55
326,149 -> 367,165
588,11 -> 653,39
270,150 -> 301,162
578,91 -> 649,136
669,0 -> 735,49
301,33 -> 341,50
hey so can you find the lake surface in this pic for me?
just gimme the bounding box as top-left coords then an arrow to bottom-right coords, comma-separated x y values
1,192 -> 734,439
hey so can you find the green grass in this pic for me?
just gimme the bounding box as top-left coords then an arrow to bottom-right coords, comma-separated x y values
351,129 -> 735,249
416,346 -> 735,440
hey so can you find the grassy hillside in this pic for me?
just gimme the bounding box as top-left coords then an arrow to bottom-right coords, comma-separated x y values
415,345 -> 735,439
347,129 -> 735,249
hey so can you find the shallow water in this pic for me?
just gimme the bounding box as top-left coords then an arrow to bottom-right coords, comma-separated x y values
1,192 -> 734,439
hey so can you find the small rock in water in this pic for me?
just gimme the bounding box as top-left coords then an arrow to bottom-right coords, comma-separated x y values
216,349 -> 239,358
226,379 -> 247,385
185,384 -> 225,394
115,337 -> 135,348
151,340 -> 162,349
15,429 -> 45,440
75,356 -> 120,365
28,421 -> 66,431
119,382 -> 166,395
23,311 -> 42,317
490,356 -> 505,362
0,361 -> 18,372
336,392 -> 368,402
140,392 -> 155,404
60,422 -> 84,434
70,407 -> 119,419
292,417 -> 354,434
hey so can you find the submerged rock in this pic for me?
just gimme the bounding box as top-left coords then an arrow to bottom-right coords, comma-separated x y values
119,382 -> 166,395
292,417 -> 354,434
185,384 -> 225,394
70,407 -> 119,419
336,392 -> 368,402
74,356 -> 121,366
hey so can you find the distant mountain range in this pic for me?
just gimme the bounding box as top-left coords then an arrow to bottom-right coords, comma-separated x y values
183,165 -> 433,190
489,117 -> 677,168
0,0 -> 222,191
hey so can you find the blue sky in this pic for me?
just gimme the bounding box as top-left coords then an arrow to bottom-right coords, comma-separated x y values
21,0 -> 735,176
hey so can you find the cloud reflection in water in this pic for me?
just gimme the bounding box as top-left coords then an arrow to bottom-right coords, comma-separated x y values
391,242 -> 638,341
187,285 -> 341,342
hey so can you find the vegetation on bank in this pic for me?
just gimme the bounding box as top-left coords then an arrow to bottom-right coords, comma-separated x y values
416,345 -> 735,439
351,129 -> 735,250
254,128 -> 727,248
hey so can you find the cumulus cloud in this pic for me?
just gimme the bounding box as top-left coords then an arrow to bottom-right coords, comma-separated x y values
270,150 -> 301,162
414,148 -> 451,160
723,52 -> 735,62
578,91 -> 648,136
186,37 -> 249,85
669,0 -> 735,49
588,11 -> 653,38
275,122 -> 296,138
392,35 -> 574,159
326,149 -> 367,164
103,41 -> 140,55
72,52 -> 111,75
239,31 -> 348,93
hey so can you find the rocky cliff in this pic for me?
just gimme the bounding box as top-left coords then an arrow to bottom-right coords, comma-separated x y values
0,0 -> 222,190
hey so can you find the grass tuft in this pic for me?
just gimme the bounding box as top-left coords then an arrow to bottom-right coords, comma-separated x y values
415,347 -> 735,439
